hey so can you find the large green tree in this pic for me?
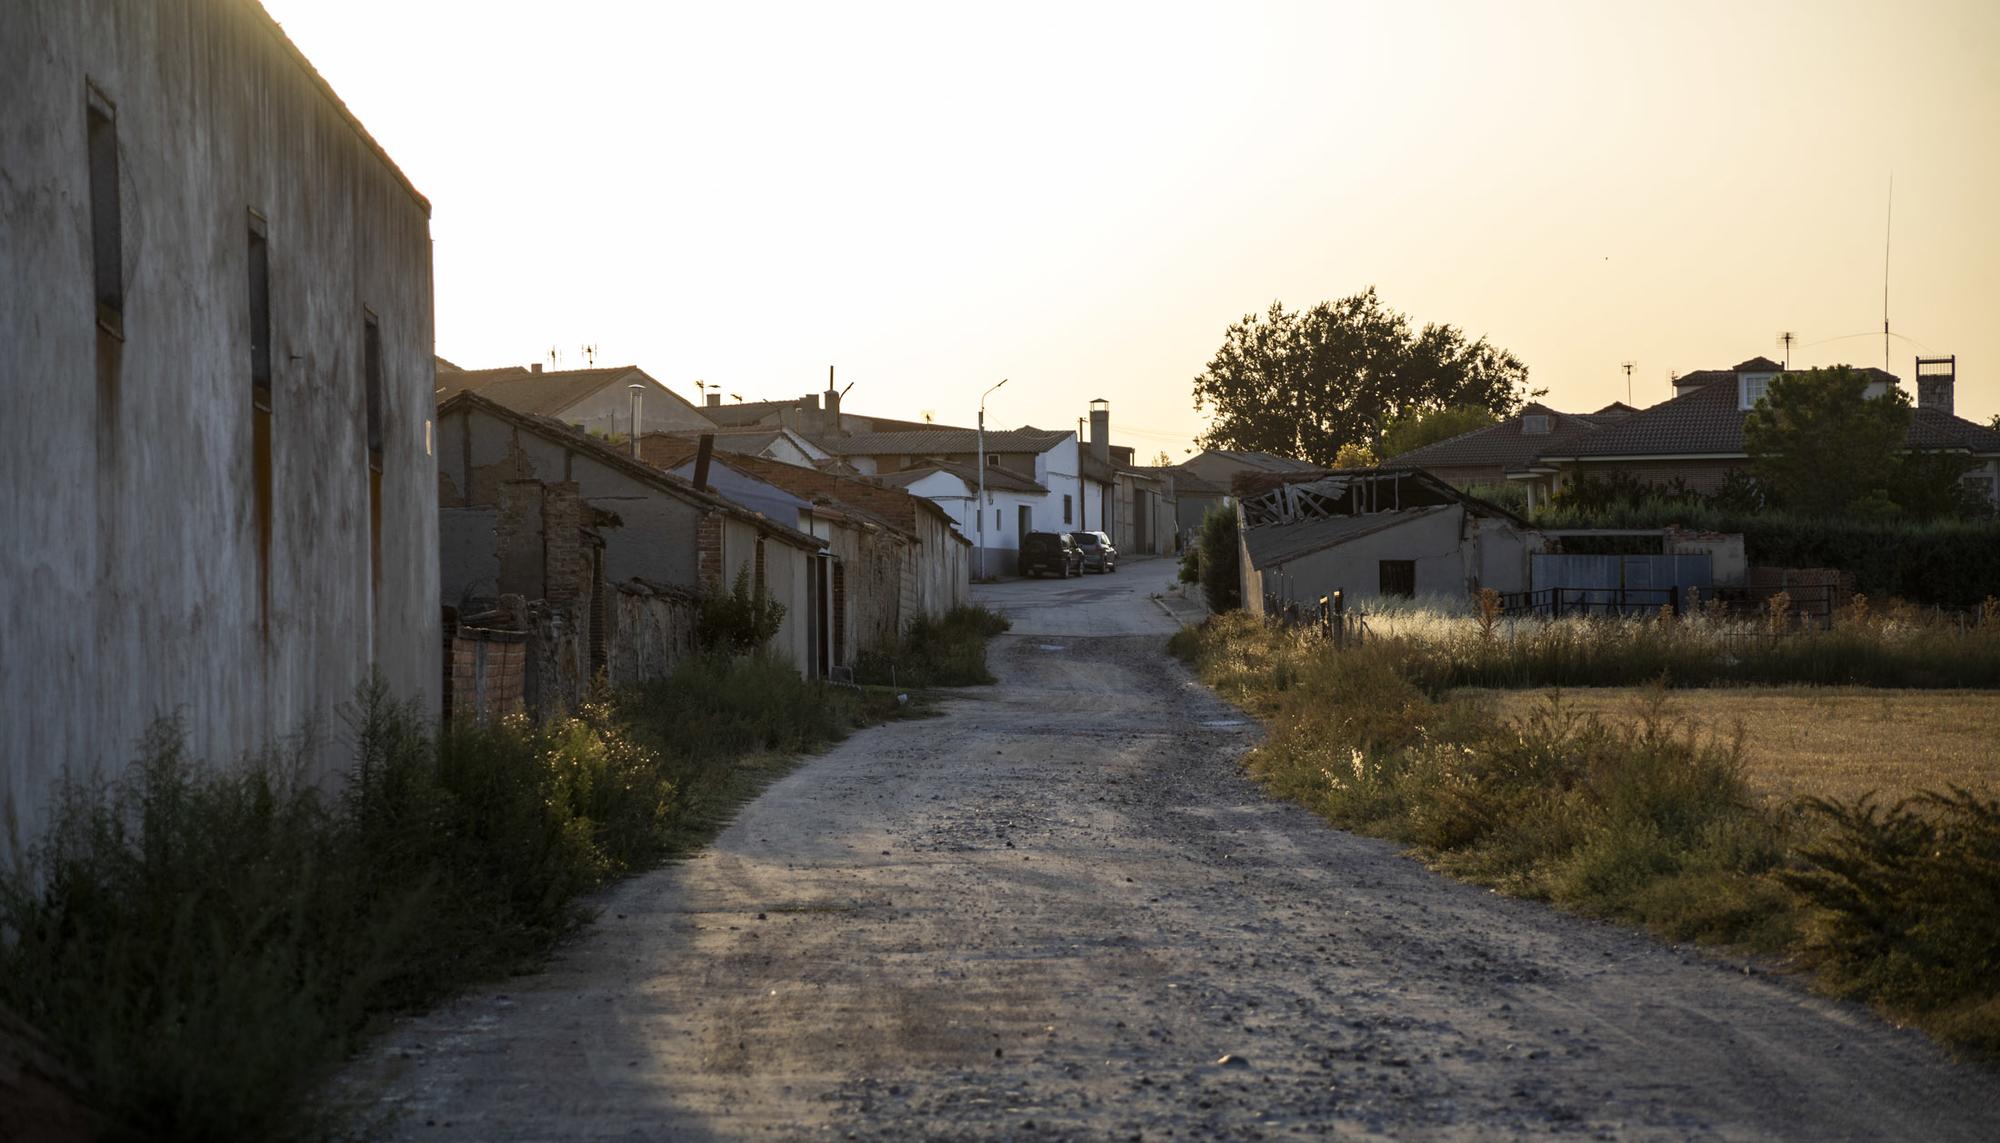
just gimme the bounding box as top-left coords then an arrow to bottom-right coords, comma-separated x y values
1743,366 -> 1917,517
1380,403 -> 1502,458
1191,289 -> 1533,465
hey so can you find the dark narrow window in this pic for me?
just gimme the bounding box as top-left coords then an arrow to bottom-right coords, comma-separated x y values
1379,559 -> 1416,599
364,312 -> 385,591
86,88 -> 123,333
248,219 -> 272,400
247,215 -> 273,635
1063,494 -> 1073,524
364,314 -> 385,463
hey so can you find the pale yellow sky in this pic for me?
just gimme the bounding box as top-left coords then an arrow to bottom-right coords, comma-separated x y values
267,0 -> 2000,455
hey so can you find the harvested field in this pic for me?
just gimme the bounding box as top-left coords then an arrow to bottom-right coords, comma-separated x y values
1467,686 -> 2000,806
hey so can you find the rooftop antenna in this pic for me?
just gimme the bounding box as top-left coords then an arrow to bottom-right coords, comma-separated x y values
583,343 -> 598,367
1777,332 -> 1796,370
548,346 -> 559,368
1883,175 -> 1893,374
1620,361 -> 1635,404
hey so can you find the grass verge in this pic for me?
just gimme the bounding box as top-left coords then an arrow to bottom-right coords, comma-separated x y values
1174,612 -> 2000,1060
0,654 -> 922,1142
855,604 -> 1012,687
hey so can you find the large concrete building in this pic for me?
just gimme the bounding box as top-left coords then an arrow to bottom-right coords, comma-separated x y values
2,0 -> 441,850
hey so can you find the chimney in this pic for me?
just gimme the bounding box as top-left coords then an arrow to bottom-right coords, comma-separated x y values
824,365 -> 841,428
1088,398 -> 1110,465
705,391 -> 721,408
1916,355 -> 1956,416
628,384 -> 644,457
530,363 -> 543,374
693,433 -> 714,493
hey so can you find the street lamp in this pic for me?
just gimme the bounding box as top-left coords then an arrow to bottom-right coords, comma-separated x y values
977,378 -> 1007,580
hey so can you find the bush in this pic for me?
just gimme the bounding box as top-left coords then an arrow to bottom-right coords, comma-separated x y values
1177,544 -> 1201,585
854,605 -> 1011,688
1198,505 -> 1241,613
1782,788 -> 2000,1055
698,566 -> 787,652
1179,615 -> 1995,1056
0,662 -> 874,1141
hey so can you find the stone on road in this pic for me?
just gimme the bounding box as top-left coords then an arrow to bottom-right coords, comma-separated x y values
347,562 -> 2000,1140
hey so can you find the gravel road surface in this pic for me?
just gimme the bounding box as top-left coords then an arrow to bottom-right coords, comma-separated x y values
348,563 -> 2000,1140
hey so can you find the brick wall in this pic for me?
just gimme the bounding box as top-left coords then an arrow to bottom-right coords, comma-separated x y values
541,481 -> 584,605
696,510 -> 724,590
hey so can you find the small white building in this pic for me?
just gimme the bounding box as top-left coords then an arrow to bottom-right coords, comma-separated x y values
873,461 -> 1053,578
1237,469 -> 1541,614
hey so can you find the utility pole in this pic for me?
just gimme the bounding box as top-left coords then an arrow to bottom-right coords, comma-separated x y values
976,378 -> 1008,580
1778,332 -> 1796,370
1620,361 -> 1635,404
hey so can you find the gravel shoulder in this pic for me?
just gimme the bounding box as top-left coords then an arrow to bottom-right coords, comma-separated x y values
345,568 -> 2000,1140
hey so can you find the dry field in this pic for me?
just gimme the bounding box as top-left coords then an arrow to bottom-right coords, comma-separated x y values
1468,686 -> 2000,806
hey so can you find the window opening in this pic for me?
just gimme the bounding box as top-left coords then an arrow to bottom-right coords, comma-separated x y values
87,88 -> 122,334
1379,559 -> 1416,599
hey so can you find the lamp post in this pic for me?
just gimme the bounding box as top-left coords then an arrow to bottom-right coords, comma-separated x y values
976,378 -> 1008,580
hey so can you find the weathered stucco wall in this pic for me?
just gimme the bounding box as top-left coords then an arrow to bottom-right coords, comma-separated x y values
1253,507 -> 1475,611
2,0 -> 440,853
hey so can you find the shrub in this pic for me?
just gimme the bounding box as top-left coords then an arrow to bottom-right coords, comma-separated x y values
1176,616 -> 1998,1056
1177,544 -> 1201,585
698,566 -> 787,653
853,605 -> 1011,688
0,663 -> 872,1141
1198,505 -> 1241,613
1782,788 -> 2000,1055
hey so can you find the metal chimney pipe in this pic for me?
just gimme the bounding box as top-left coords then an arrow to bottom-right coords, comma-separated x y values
628,383 -> 644,457
693,432 -> 715,493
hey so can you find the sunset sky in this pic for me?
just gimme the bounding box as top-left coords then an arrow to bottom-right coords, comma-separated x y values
266,0 -> 2000,457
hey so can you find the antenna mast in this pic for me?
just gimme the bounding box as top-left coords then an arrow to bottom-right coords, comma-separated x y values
1778,331 -> 1796,370
1883,176 -> 1893,374
1620,361 -> 1635,404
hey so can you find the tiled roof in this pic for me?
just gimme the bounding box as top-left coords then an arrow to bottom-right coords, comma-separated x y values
810,427 -> 1072,456
706,452 -> 967,541
703,398 -> 813,427
1198,449 -> 1322,472
436,391 -> 826,552
1544,369 -> 2000,458
1151,466 -> 1226,495
1393,403 -> 1613,470
436,364 -> 709,422
876,459 -> 1048,495
1734,356 -> 1784,372
1910,407 -> 2000,452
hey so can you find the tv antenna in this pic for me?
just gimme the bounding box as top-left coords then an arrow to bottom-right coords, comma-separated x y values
1620,361 -> 1635,404
1883,176 -> 1893,373
1777,332 -> 1796,370
582,343 -> 598,367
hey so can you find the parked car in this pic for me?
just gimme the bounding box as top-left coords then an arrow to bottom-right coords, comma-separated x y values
1072,530 -> 1117,573
1020,531 -> 1085,578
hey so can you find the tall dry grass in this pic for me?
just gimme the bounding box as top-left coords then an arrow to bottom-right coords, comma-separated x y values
0,656 -> 914,1142
1175,613 -> 2000,1059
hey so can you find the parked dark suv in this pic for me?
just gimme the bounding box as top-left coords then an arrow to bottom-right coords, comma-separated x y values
1020,531 -> 1085,578
1072,530 -> 1117,573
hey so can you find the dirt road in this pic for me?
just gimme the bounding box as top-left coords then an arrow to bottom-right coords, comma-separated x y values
349,564 -> 1999,1139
